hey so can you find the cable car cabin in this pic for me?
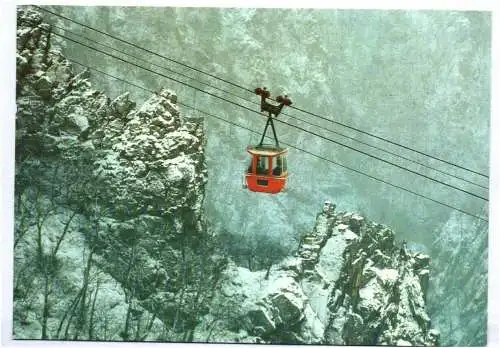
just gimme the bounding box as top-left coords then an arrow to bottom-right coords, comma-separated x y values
244,87 -> 292,194
245,145 -> 288,194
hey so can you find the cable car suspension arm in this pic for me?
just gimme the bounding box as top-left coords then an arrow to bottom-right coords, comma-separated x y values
255,87 -> 292,148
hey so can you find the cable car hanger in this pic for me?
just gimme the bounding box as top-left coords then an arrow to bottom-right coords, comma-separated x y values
254,87 -> 292,147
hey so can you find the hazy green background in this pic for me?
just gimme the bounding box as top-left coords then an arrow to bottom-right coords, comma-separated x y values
42,7 -> 490,345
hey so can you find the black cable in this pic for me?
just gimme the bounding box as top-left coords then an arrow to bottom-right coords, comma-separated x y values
46,28 -> 488,201
53,24 -> 488,191
65,58 -> 487,222
269,119 -> 489,201
290,104 -> 489,178
35,4 -> 489,179
280,117 -> 488,189
49,23 -> 252,107
34,5 -> 254,94
68,58 -> 153,95
211,115 -> 489,223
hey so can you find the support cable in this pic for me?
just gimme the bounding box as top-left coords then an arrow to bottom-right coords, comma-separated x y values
50,24 -> 487,190
47,29 -> 487,201
65,58 -> 488,222
34,4 -> 489,179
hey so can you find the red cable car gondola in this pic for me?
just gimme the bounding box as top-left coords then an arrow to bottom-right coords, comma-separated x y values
244,87 -> 292,194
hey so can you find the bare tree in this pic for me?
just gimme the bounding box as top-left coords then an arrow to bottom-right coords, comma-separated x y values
39,210 -> 78,339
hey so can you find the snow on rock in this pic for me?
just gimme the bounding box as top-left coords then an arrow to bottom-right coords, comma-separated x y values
15,7 -> 438,345
323,211 -> 437,346
194,261 -> 321,344
14,7 -> 208,341
65,112 -> 90,134
195,203 -> 437,345
72,77 -> 207,220
109,92 -> 136,117
33,74 -> 53,99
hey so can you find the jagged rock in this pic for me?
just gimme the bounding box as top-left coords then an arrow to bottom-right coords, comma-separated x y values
248,306 -> 275,335
348,214 -> 364,233
270,292 -> 304,325
14,7 -> 212,341
45,55 -> 72,84
194,206 -> 436,345
343,311 -> 365,344
109,92 -> 136,118
418,269 -> 430,298
16,53 -> 29,75
414,253 -> 431,270
299,305 -> 324,343
427,328 -> 440,345
170,93 -> 178,104
337,223 -> 349,232
64,112 -> 89,134
33,74 -> 52,99
322,200 -> 335,215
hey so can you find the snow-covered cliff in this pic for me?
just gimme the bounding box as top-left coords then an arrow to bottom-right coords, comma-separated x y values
15,8 -> 221,341
193,202 -> 439,345
14,7 -> 438,344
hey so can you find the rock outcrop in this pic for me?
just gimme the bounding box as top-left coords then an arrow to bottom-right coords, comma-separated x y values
194,202 -> 439,345
14,7 -> 222,341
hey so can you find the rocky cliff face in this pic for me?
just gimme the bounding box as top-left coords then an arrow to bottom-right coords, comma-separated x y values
14,7 -> 437,344
15,7 -> 223,341
193,202 -> 439,345
427,210 -> 488,346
